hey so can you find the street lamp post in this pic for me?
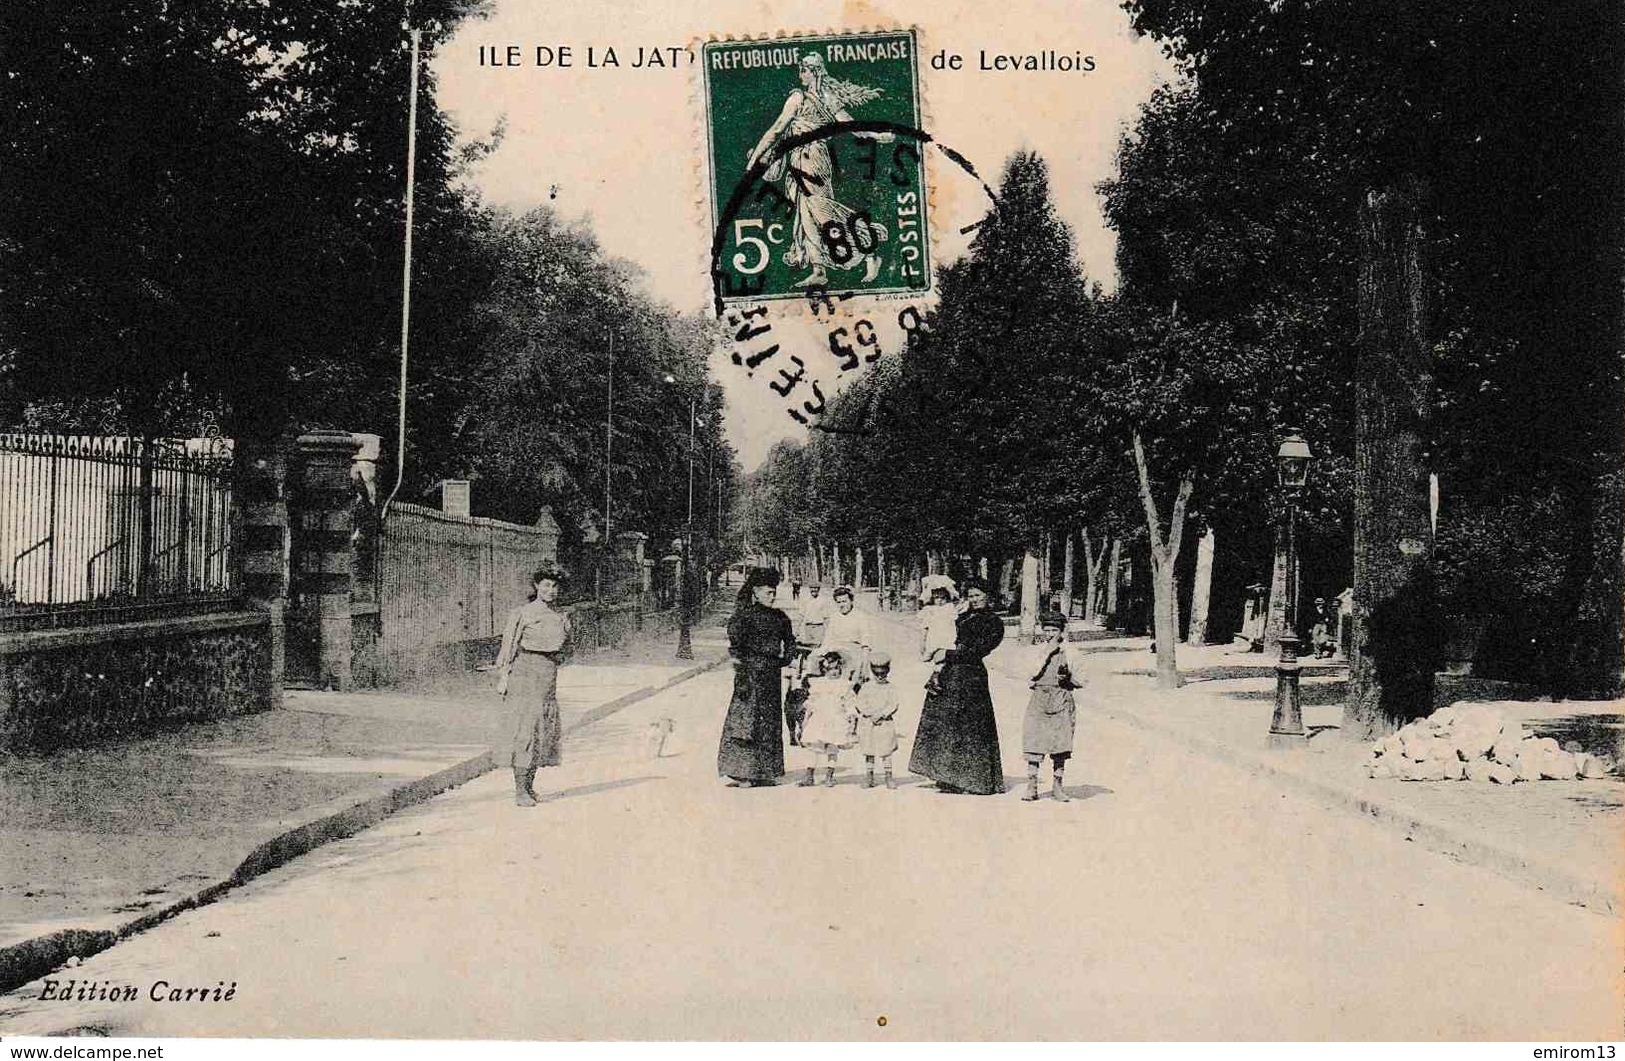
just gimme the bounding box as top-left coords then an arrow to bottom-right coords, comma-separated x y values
1269,431 -> 1314,747
676,395 -> 697,659
597,331 -> 614,603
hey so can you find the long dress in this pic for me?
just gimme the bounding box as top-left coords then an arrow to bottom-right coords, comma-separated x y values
717,600 -> 795,782
908,606 -> 1006,793
496,600 -> 572,771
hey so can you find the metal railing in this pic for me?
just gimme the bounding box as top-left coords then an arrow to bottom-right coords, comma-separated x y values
0,434 -> 237,631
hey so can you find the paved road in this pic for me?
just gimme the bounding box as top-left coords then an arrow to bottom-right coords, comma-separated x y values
2,642 -> 1619,1039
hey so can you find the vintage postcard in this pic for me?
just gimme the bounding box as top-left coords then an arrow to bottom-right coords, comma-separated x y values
0,0 -> 1620,1050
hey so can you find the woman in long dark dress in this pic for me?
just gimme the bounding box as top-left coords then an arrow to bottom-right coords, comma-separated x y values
908,580 -> 1006,794
718,568 -> 796,786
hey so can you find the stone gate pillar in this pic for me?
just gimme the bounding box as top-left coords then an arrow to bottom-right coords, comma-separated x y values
293,431 -> 362,691
237,434 -> 293,709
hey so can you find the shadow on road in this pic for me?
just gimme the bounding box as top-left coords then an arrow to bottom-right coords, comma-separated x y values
544,776 -> 662,803
1222,680 -> 1350,706
1146,663 -> 1348,682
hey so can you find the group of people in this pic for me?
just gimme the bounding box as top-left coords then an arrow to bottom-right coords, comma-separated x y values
485,562 -> 1084,807
718,567 -> 1083,801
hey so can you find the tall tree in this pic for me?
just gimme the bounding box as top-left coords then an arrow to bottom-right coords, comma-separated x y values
1119,0 -> 1625,711
880,152 -> 1094,568
0,1 -> 486,443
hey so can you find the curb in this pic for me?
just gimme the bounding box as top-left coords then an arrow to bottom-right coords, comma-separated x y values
975,649 -> 1621,918
0,653 -> 730,996
1092,697 -> 1620,918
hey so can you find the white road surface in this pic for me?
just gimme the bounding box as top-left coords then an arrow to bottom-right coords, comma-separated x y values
2,644 -> 1619,1040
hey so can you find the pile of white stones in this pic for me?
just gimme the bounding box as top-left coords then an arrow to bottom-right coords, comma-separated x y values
1366,702 -> 1617,782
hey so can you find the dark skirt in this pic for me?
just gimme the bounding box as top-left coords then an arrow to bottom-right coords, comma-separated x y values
908,660 -> 1004,794
717,659 -> 786,781
509,651 -> 563,769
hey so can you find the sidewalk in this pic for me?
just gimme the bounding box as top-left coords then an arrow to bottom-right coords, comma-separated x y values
0,620 -> 730,991
986,627 -> 1625,916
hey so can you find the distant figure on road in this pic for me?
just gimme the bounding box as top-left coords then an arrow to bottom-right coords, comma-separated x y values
908,579 -> 1006,794
817,585 -> 874,675
719,567 -> 796,787
796,578 -> 832,669
495,563 -> 573,807
1310,596 -> 1337,659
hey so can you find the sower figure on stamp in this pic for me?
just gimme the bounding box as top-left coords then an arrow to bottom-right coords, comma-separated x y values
746,53 -> 893,288
718,567 -> 796,787
495,563 -> 573,807
1021,621 -> 1080,802
908,578 -> 1006,794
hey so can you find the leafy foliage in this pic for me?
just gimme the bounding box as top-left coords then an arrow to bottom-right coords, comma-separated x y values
0,1 -> 486,439
1114,0 -> 1624,691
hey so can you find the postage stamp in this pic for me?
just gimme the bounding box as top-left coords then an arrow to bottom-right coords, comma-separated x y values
702,30 -> 930,303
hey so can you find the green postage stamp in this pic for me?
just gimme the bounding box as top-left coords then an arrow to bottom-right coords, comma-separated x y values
703,30 -> 929,303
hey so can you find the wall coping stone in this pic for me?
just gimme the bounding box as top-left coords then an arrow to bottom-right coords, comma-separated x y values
387,501 -> 559,538
0,610 -> 270,656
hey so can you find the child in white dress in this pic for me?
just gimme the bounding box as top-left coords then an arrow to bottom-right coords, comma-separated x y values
796,649 -> 859,787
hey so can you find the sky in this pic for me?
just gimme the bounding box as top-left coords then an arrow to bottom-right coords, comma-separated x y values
434,0 -> 1174,470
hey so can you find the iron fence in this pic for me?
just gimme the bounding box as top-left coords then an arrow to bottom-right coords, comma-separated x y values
0,434 -> 236,630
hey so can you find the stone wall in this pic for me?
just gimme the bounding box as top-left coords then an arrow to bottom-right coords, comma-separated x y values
363,502 -> 560,688
0,611 -> 273,753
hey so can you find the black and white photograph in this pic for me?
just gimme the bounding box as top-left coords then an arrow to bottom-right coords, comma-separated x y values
0,0 -> 1621,1047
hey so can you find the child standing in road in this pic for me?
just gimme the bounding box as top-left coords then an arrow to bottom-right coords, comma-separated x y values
1022,630 -> 1079,802
853,650 -> 899,789
796,649 -> 859,787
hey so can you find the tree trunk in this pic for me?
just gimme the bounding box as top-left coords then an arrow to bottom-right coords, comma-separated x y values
876,541 -> 887,609
1105,537 -> 1121,621
1060,531 -> 1075,619
1081,528 -> 1103,625
1186,528 -> 1216,645
1347,182 -> 1436,738
1039,530 -> 1052,601
1020,545 -> 1040,640
1151,552 -> 1180,684
853,542 -> 864,593
1132,431 -> 1194,689
1265,522 -> 1289,650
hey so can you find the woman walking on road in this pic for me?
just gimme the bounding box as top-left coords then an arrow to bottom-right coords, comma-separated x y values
908,579 -> 1007,794
719,567 -> 796,787
495,564 -> 573,807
